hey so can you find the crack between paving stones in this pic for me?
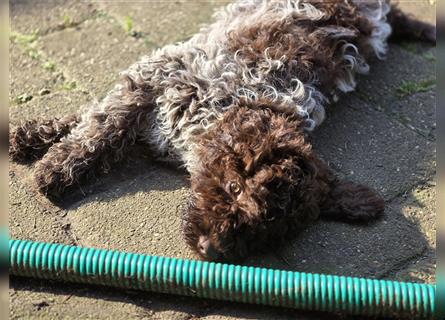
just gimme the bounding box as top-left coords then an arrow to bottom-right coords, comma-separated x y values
349,95 -> 436,142
343,101 -> 435,203
30,20 -> 149,101
58,215 -> 81,246
385,177 -> 436,203
10,41 -> 91,103
34,11 -> 99,38
378,108 -> 435,142
378,245 -> 429,280
37,8 -> 148,47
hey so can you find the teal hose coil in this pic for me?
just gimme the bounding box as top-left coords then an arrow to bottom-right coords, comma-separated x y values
9,239 -> 436,318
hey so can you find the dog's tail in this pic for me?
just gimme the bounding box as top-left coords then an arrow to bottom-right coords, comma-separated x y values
9,114 -> 78,163
387,4 -> 436,43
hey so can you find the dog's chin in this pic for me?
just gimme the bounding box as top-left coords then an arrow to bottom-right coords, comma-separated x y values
189,233 -> 251,262
198,249 -> 240,262
210,245 -> 248,263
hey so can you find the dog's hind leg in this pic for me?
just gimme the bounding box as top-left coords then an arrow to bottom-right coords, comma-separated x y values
9,114 -> 78,163
33,77 -> 155,201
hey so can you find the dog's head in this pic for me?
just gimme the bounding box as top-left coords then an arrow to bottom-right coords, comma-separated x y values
182,102 -> 328,261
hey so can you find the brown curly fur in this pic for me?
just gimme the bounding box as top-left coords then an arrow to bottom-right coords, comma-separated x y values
29,77 -> 156,201
9,114 -> 78,163
227,0 -> 376,94
183,100 -> 384,261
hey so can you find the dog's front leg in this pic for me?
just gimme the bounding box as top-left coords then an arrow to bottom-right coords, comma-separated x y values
33,78 -> 155,201
320,179 -> 385,222
311,155 -> 385,223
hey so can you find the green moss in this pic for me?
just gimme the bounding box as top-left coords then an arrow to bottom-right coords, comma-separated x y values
26,48 -> 41,60
63,14 -> 75,28
123,15 -> 142,38
397,79 -> 436,97
124,16 -> 134,33
10,31 -> 38,44
96,10 -> 114,21
10,31 -> 43,60
423,51 -> 436,62
62,81 -> 77,91
42,60 -> 56,71
399,41 -> 418,54
14,93 -> 33,104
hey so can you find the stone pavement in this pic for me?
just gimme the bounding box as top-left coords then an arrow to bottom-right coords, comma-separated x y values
9,1 -> 436,319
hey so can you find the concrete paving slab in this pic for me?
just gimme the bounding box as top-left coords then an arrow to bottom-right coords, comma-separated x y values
248,199 -> 429,279
389,183 -> 436,283
9,163 -> 72,244
312,96 -> 435,200
97,1 -> 231,48
396,183 -> 436,246
200,304 -> 333,320
396,0 -> 436,25
65,158 -> 192,258
394,252 -> 435,283
36,18 -> 148,98
10,278 -> 335,320
10,0 -> 98,35
387,91 -> 436,140
9,90 -> 90,123
10,278 -> 196,320
9,42 -> 64,103
355,43 -> 436,139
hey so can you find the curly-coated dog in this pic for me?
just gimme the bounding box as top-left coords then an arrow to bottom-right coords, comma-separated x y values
10,0 -> 435,261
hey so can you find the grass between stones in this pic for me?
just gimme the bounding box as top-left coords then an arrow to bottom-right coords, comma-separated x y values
396,79 -> 436,97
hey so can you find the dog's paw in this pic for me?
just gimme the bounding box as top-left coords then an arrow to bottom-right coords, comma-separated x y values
322,181 -> 384,222
9,121 -> 42,163
33,160 -> 69,202
9,116 -> 78,164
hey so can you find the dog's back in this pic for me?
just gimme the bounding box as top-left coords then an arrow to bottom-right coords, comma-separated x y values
130,0 -> 397,168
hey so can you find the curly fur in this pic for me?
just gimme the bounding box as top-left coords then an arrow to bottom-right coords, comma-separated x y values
33,77 -> 156,198
183,102 -> 384,260
9,114 -> 78,163
9,0 -> 434,260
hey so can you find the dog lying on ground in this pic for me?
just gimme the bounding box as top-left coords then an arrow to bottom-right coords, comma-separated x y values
9,0 -> 435,261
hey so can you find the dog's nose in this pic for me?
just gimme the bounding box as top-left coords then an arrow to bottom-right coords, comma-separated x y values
198,236 -> 219,260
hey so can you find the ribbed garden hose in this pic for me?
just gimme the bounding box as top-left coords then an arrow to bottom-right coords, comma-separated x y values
9,239 -> 436,319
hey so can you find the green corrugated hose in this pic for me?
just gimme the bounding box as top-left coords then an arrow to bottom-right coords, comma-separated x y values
9,239 -> 436,319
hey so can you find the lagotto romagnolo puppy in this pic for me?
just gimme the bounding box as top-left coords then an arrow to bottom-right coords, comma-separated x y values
10,0 -> 435,261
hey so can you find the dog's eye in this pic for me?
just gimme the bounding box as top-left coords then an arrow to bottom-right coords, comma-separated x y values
229,181 -> 241,195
